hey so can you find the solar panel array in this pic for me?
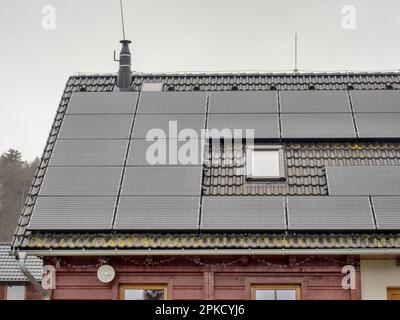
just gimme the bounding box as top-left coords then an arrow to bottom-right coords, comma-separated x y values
200,196 -> 378,231
326,166 -> 400,196
30,92 -> 138,230
350,90 -> 400,138
28,90 -> 400,232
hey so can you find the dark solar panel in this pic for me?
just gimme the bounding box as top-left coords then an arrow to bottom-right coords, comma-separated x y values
354,113 -> 400,138
58,115 -> 133,139
280,90 -> 350,113
287,196 -> 375,230
326,166 -> 400,196
137,92 -> 207,114
114,196 -> 200,230
28,197 -> 115,230
132,114 -> 206,139
127,139 -> 206,166
209,91 -> 278,113
281,113 -> 356,138
201,196 -> 286,230
121,166 -> 202,196
207,113 -> 280,139
350,90 -> 400,112
49,140 -> 128,166
39,167 -> 123,196
372,196 -> 400,230
67,92 -> 138,114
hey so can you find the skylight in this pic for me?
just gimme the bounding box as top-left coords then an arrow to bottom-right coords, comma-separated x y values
246,145 -> 285,180
141,82 -> 164,91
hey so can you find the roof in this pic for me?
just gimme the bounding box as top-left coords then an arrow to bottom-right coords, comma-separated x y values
12,72 -> 400,252
0,244 -> 42,281
24,233 -> 400,251
76,71 -> 400,91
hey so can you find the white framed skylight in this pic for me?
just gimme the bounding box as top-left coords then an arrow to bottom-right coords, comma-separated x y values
141,82 -> 164,91
246,145 -> 285,180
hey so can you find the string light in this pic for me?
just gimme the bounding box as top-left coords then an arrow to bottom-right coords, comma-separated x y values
120,256 -> 177,266
51,254 -> 363,270
185,256 -> 244,268
53,257 -> 110,270
321,256 -> 360,266
252,256 -> 315,268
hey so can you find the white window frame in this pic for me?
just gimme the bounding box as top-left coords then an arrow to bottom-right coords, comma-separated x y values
246,145 -> 286,180
251,285 -> 301,300
119,284 -> 167,300
141,82 -> 164,92
6,284 -> 26,300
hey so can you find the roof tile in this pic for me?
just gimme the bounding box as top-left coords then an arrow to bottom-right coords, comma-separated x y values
0,244 -> 42,281
21,233 -> 400,250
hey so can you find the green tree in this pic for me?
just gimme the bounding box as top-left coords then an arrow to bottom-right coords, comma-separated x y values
0,150 -> 39,242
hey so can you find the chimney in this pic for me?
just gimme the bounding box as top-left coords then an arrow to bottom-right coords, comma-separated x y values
116,40 -> 132,91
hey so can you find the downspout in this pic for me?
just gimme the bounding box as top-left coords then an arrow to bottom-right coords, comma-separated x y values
18,252 -> 49,300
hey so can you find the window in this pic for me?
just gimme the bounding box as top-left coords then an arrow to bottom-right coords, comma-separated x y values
6,284 -> 25,300
246,145 -> 285,180
119,285 -> 167,300
141,82 -> 164,92
251,285 -> 300,300
387,288 -> 400,300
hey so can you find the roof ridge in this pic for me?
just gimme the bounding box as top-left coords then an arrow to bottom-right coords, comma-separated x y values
71,70 -> 400,77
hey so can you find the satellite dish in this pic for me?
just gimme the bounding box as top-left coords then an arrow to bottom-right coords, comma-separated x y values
97,265 -> 115,283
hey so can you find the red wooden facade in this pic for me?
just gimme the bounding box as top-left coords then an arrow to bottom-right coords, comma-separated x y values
43,255 -> 360,300
0,284 -> 5,300
0,283 -> 41,300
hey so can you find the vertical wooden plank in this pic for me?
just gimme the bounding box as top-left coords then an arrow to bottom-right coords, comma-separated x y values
203,271 -> 215,300
203,271 -> 209,300
0,284 -> 6,300
208,271 -> 214,300
111,280 -> 119,300
351,265 -> 361,300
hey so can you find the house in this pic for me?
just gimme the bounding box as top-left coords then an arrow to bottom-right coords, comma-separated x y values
11,41 -> 400,300
0,244 -> 42,300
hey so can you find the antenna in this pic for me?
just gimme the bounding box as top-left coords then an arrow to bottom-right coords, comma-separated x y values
294,33 -> 299,73
119,0 -> 126,40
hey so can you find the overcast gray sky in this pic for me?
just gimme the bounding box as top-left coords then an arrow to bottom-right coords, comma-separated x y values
1,0 -> 400,161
